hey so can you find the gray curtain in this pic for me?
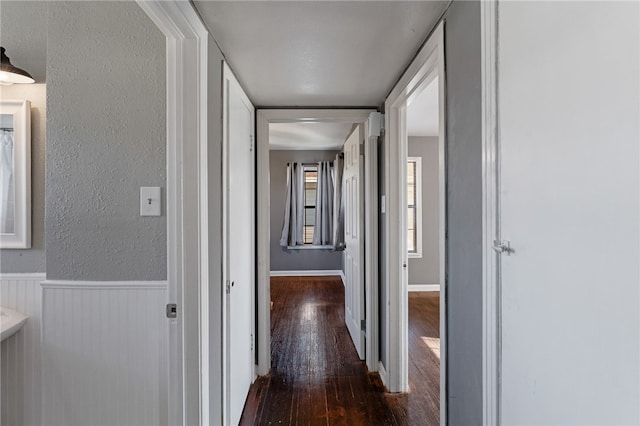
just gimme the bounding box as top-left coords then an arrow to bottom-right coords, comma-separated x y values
312,161 -> 334,246
279,162 -> 304,247
332,153 -> 345,250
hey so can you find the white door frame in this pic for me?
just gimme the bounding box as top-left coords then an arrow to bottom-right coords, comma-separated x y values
256,109 -> 378,375
384,21 -> 447,424
137,1 -> 210,425
480,1 -> 500,425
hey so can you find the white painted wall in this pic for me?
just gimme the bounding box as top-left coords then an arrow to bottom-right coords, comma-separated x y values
498,2 -> 639,424
41,281 -> 167,426
0,273 -> 45,426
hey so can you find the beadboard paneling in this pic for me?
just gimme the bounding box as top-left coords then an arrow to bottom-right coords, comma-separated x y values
0,273 -> 46,426
41,281 -> 168,426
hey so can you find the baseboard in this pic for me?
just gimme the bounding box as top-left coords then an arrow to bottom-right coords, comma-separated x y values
339,270 -> 346,286
408,284 -> 440,292
0,272 -> 46,281
41,280 -> 168,289
378,361 -> 389,389
269,270 -> 343,277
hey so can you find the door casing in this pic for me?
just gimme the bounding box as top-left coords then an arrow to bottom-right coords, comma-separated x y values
256,109 -> 378,375
383,21 -> 447,426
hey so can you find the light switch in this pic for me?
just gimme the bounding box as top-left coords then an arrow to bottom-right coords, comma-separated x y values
140,187 -> 161,216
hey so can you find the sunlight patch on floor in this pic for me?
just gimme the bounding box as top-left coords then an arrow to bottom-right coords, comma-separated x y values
421,336 -> 440,359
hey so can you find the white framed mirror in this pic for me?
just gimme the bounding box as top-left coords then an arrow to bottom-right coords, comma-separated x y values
0,99 -> 31,248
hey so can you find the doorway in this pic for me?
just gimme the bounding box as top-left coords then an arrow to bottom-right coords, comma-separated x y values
383,22 -> 447,425
255,109 -> 377,376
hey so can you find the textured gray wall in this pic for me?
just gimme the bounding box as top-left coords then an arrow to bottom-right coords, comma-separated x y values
444,1 -> 483,423
46,1 -> 166,281
0,1 -> 47,273
270,150 -> 343,271
407,137 -> 439,286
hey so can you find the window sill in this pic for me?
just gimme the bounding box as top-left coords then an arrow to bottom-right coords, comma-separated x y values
287,245 -> 334,250
408,252 -> 423,259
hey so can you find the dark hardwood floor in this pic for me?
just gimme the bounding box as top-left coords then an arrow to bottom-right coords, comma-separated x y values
388,291 -> 440,425
240,276 -> 440,425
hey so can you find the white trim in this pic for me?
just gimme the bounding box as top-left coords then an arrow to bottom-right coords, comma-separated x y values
481,1 -> 500,425
136,2 -> 208,425
340,269 -> 346,285
0,272 -> 46,280
41,280 -> 168,290
383,21 -> 447,426
257,109 -> 376,377
285,245 -> 334,250
364,115 -> 380,373
378,361 -> 389,389
407,156 -> 423,258
407,284 -> 440,292
269,270 -> 343,277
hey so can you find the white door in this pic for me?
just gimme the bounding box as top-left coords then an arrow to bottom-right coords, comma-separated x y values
497,2 -> 639,424
343,125 -> 365,359
223,63 -> 255,425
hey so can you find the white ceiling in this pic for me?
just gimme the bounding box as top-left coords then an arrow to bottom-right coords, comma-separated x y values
407,76 -> 439,137
0,1 -> 47,83
269,122 -> 354,150
194,1 -> 449,107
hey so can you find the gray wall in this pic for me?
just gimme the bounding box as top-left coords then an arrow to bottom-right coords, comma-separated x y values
443,1 -> 483,424
0,1 -> 47,273
269,150 -> 343,271
407,136 -> 439,286
45,1 -> 166,281
377,136 -> 387,367
205,35 -> 225,423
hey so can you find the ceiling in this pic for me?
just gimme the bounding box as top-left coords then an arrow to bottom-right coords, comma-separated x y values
407,76 -> 439,137
0,1 -> 47,83
194,1 -> 449,107
269,122 -> 355,150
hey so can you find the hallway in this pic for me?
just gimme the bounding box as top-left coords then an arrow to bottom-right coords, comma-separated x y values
240,276 -> 440,425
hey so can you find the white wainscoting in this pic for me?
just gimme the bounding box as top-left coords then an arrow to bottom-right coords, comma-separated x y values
0,273 -> 45,426
41,280 -> 167,426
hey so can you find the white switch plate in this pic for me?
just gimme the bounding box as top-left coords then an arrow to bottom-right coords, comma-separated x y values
140,187 -> 161,216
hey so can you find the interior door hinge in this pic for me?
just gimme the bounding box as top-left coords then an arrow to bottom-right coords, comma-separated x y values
225,280 -> 231,294
249,135 -> 254,152
360,319 -> 366,331
251,333 -> 254,351
359,142 -> 365,156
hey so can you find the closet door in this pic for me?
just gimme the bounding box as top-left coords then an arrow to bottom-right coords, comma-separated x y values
223,62 -> 256,425
497,2 -> 639,424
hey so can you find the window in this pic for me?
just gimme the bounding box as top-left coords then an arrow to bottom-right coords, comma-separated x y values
303,165 -> 317,244
407,157 -> 422,257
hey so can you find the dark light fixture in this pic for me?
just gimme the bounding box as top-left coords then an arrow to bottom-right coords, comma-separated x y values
0,47 -> 35,85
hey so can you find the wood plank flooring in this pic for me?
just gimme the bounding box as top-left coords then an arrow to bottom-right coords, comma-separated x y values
240,276 -> 440,425
387,292 -> 441,425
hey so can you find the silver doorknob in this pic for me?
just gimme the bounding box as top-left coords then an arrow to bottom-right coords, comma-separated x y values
492,240 -> 513,255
